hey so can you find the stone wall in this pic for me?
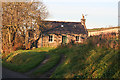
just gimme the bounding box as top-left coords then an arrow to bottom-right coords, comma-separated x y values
38,34 -> 87,48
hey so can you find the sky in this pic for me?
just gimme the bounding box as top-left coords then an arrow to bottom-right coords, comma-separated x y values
42,0 -> 119,29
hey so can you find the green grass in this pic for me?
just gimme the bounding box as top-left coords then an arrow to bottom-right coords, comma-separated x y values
33,47 -> 55,52
2,44 -> 119,78
50,44 -> 120,78
2,47 -> 57,73
2,47 -> 53,72
32,53 -> 61,76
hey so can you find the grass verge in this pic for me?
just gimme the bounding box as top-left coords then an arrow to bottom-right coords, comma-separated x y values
2,50 -> 47,72
32,53 -> 61,76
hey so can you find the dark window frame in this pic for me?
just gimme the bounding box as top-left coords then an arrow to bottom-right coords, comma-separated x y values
62,36 -> 67,44
76,36 -> 79,41
49,35 -> 53,42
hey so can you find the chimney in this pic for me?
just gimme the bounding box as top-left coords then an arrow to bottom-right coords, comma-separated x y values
81,14 -> 87,29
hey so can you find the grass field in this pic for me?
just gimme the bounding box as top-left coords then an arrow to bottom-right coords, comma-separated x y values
2,51 -> 46,72
2,44 -> 120,78
87,26 -> 119,32
2,47 -> 54,72
50,44 -> 120,78
32,53 -> 61,76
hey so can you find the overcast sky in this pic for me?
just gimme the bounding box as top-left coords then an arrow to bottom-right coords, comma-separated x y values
43,0 -> 119,29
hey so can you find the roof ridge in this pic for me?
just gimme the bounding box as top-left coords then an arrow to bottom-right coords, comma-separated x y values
42,20 -> 81,23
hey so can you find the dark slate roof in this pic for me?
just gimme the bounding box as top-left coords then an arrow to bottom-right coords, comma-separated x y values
41,21 -> 88,34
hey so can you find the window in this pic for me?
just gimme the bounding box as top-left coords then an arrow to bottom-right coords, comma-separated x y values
61,25 -> 64,27
49,35 -> 53,42
76,36 -> 79,41
74,25 -> 76,27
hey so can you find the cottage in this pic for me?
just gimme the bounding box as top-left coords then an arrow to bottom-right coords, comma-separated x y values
37,15 -> 88,48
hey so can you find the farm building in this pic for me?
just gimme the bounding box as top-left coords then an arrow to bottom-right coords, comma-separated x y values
37,15 -> 88,48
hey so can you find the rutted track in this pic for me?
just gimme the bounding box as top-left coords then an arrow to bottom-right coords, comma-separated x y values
24,54 -> 50,76
37,54 -> 65,78
2,67 -> 29,78
2,54 -> 65,78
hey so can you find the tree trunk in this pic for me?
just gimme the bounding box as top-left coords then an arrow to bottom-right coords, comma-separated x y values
25,29 -> 29,49
7,27 -> 12,52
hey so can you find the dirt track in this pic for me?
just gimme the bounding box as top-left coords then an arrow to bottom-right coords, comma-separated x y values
2,54 -> 65,79
2,67 -> 29,78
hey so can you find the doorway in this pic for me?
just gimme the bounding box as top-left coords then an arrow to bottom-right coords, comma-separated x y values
62,36 -> 67,44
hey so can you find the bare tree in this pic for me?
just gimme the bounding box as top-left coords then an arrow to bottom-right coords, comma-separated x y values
2,0 -> 48,53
